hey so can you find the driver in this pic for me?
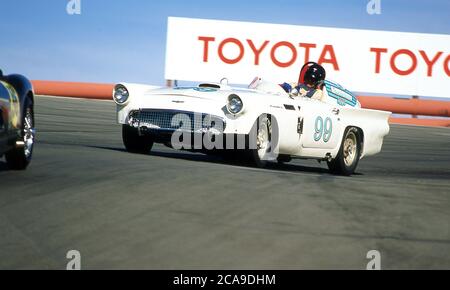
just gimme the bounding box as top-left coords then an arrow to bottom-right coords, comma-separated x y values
280,62 -> 326,100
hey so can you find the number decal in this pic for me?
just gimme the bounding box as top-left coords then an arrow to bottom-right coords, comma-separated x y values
314,117 -> 323,141
323,117 -> 332,142
314,116 -> 332,143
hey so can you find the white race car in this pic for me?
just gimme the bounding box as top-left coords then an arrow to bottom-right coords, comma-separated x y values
113,76 -> 390,175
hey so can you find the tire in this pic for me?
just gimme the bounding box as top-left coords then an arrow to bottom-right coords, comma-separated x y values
247,115 -> 274,168
122,125 -> 153,154
277,154 -> 292,164
327,127 -> 361,176
5,97 -> 35,170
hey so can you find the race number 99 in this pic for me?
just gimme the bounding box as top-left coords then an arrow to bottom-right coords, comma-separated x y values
314,116 -> 332,142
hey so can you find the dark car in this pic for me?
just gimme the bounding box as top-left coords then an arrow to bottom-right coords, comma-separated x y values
0,69 -> 35,170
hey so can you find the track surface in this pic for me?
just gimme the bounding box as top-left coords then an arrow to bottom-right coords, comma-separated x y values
0,96 -> 449,269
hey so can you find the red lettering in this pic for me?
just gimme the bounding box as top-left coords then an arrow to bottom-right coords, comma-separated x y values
299,43 -> 317,64
270,41 -> 297,68
419,50 -> 443,77
198,36 -> 215,62
444,54 -> 450,77
390,49 -> 417,76
370,47 -> 388,74
318,45 -> 339,70
247,40 -> 269,65
218,38 -> 244,64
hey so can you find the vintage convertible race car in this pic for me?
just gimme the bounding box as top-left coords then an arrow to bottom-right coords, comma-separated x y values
0,69 -> 35,170
113,71 -> 390,175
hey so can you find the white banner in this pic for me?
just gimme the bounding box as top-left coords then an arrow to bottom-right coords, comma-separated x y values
165,17 -> 450,98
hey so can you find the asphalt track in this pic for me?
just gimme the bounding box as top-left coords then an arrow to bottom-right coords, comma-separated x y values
0,96 -> 449,270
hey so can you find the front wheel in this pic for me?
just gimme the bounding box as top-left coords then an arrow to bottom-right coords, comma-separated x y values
327,127 -> 361,176
122,125 -> 153,154
247,115 -> 274,168
5,97 -> 35,170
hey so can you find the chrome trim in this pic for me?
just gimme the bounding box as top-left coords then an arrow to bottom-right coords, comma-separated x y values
23,109 -> 35,158
128,109 -> 226,134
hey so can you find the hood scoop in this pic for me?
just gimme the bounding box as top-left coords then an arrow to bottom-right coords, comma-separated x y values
198,83 -> 221,89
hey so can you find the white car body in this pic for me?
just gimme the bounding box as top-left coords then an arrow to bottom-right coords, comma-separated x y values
114,79 -> 391,165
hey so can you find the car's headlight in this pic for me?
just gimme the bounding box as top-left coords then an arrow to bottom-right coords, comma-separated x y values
113,84 -> 129,105
227,94 -> 243,114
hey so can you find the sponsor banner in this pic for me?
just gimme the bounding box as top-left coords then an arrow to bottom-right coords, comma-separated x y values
165,17 -> 450,98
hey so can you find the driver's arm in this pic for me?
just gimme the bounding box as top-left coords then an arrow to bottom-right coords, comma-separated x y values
310,89 -> 324,101
280,82 -> 295,93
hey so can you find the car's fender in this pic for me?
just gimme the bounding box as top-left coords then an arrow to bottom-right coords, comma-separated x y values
4,74 -> 34,115
337,107 -> 391,158
114,82 -> 162,123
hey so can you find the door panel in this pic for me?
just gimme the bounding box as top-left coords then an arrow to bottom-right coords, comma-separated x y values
301,99 -> 342,150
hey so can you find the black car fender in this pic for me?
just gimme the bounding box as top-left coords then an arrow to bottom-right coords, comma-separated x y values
4,74 -> 34,117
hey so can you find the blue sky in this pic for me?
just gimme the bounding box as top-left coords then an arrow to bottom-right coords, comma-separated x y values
1,0 -> 449,86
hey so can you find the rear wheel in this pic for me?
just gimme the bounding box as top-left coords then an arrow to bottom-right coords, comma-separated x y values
122,125 -> 153,154
327,127 -> 361,176
6,97 -> 35,170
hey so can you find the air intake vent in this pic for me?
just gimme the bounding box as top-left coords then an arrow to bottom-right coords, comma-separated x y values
199,83 -> 221,89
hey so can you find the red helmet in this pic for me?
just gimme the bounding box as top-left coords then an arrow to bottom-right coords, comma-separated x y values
298,62 -> 326,87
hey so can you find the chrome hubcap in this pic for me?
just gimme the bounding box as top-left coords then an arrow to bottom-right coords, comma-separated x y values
256,121 -> 269,159
343,131 -> 357,166
23,110 -> 35,158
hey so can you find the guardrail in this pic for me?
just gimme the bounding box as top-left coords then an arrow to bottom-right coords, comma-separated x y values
32,80 -> 113,100
31,80 -> 450,127
358,96 -> 450,117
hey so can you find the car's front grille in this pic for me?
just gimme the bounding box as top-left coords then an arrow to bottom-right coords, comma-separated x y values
129,109 -> 226,133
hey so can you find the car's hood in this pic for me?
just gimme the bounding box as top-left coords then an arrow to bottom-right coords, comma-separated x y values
142,86 -> 292,103
143,87 -> 229,101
